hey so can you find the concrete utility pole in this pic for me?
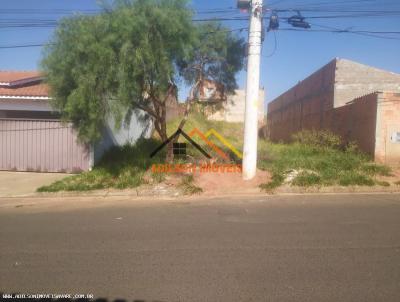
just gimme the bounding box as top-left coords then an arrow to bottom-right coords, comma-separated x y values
242,0 -> 263,180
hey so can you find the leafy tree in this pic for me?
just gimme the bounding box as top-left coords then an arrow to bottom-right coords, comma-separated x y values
42,0 -> 194,143
42,0 -> 245,160
177,22 -> 245,130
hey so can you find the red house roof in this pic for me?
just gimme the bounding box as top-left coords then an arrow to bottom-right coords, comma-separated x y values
0,71 -> 49,98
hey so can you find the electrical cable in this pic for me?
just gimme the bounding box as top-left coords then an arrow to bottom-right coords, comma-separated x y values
262,31 -> 278,58
1,3 -> 400,48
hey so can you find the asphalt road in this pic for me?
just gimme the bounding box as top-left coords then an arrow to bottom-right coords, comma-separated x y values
1,193 -> 400,302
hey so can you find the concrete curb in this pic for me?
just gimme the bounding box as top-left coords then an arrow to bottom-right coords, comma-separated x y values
1,184 -> 400,200
273,184 -> 400,195
0,184 -> 183,199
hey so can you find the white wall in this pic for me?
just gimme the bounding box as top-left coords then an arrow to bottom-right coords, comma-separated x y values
0,98 -> 154,165
0,99 -> 52,111
94,111 -> 153,163
208,89 -> 265,123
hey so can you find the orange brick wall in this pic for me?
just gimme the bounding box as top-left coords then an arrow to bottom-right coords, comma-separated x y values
267,58 -> 400,163
326,93 -> 378,157
267,60 -> 336,141
269,91 -> 400,164
375,92 -> 400,165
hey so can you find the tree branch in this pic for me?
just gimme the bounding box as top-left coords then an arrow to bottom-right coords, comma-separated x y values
131,101 -> 158,119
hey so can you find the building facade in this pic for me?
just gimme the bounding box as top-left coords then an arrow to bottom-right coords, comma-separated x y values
0,71 -> 152,173
267,58 -> 400,164
208,89 -> 265,124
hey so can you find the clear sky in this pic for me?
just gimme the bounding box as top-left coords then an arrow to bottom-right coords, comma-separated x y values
1,0 -> 399,105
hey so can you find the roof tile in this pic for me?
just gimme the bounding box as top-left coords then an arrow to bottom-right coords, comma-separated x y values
0,71 -> 49,98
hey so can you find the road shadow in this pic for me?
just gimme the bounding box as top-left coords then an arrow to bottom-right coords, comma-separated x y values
0,293 -> 166,302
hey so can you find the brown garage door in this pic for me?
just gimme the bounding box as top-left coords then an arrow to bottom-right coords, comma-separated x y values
0,118 -> 91,173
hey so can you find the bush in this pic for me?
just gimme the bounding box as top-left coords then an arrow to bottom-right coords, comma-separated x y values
338,172 -> 375,186
292,130 -> 342,149
259,173 -> 285,191
37,138 -> 163,192
178,175 -> 203,195
361,163 -> 392,176
258,139 -> 392,191
292,171 -> 321,187
376,181 -> 390,187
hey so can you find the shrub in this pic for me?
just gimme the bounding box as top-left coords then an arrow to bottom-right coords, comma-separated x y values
258,140 -> 392,191
361,163 -> 392,176
178,175 -> 203,195
292,171 -> 321,187
338,172 -> 375,186
37,138 -> 163,192
345,141 -> 359,153
259,173 -> 285,191
292,130 -> 342,149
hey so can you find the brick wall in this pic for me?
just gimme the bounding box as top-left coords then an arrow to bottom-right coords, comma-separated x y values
267,59 -> 336,141
334,60 -> 400,108
324,93 -> 378,157
375,92 -> 400,165
267,58 -> 400,143
267,58 -> 400,165
269,90 -> 400,163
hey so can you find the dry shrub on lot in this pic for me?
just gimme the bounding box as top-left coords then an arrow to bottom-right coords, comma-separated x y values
259,131 -> 393,191
292,130 -> 342,149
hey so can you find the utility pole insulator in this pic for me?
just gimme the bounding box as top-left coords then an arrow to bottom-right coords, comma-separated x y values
268,12 -> 279,31
288,12 -> 311,29
242,0 -> 263,180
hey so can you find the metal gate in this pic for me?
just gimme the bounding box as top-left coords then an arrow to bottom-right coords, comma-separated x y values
0,119 -> 91,173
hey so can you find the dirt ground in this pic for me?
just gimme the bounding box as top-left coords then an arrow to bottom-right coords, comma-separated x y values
378,167 -> 400,184
193,169 -> 271,195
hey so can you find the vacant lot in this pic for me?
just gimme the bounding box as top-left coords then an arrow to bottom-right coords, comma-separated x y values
37,112 -> 399,193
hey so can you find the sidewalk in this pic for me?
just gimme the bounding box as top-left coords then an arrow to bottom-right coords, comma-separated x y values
0,170 -> 399,200
0,171 -> 68,197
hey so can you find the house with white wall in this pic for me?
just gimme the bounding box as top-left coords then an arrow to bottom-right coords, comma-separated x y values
0,71 -> 152,173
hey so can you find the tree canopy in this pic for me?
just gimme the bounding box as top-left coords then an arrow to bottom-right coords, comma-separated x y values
179,22 -> 245,96
42,0 -> 245,146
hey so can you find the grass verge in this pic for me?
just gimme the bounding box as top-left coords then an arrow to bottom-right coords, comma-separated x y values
167,111 -> 244,163
37,110 -> 242,193
258,141 -> 392,191
177,174 -> 203,195
38,112 -> 396,194
37,138 -> 165,192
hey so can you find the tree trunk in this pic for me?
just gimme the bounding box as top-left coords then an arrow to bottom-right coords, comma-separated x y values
169,80 -> 200,151
151,84 -> 177,163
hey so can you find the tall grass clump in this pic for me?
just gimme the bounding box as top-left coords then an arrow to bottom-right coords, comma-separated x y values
259,130 -> 392,191
37,138 -> 164,192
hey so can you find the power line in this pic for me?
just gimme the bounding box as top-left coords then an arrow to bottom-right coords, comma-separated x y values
273,9 -> 400,13
269,0 -> 400,10
1,3 -> 400,48
2,8 -> 400,27
202,27 -> 248,36
277,26 -> 400,40
2,12 -> 400,29
272,0 -> 382,8
0,43 -> 53,49
262,31 -> 278,58
0,28 -> 248,49
268,0 -> 290,6
309,22 -> 400,40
